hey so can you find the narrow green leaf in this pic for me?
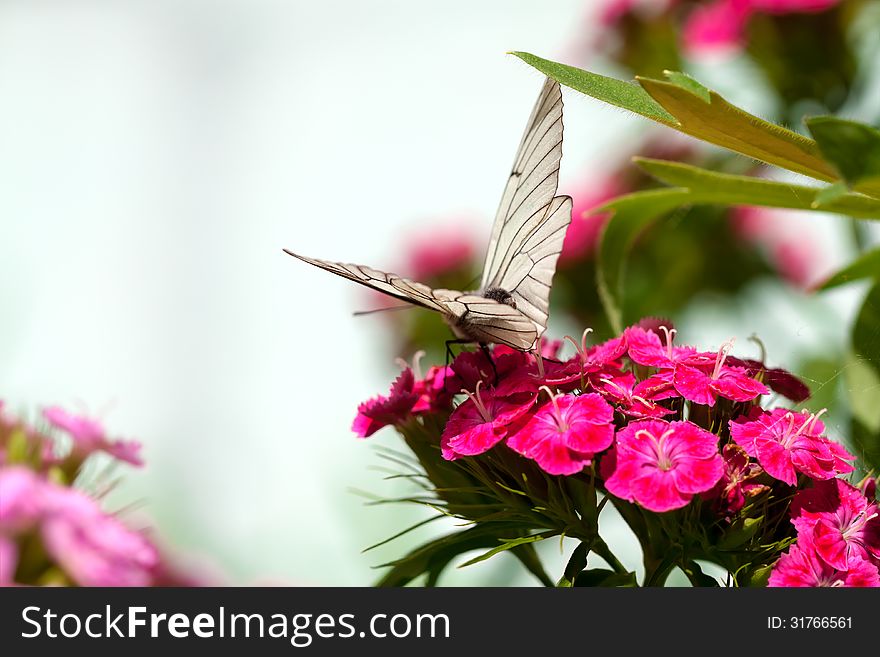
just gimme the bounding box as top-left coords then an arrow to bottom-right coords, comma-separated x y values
807,116 -> 880,199
635,158 -> 880,219
849,282 -> 880,472
458,532 -> 553,568
596,188 -> 693,332
558,541 -> 591,587
509,51 -> 676,124
818,248 -> 880,290
661,70 -> 710,103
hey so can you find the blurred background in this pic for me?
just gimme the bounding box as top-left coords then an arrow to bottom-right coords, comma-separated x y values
1,0 -> 878,585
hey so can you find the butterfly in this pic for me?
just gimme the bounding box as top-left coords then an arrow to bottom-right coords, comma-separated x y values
284,77 -> 571,352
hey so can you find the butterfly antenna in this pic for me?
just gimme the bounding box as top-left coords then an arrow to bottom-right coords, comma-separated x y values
352,305 -> 415,317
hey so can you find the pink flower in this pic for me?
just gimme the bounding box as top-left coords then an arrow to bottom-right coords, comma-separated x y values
40,485 -> 159,586
43,407 -> 143,467
0,536 -> 16,585
0,466 -> 159,586
768,535 -> 879,587
595,372 -> 675,419
602,419 -> 724,512
403,222 -> 476,281
791,479 -> 880,570
683,0 -> 752,54
705,444 -> 769,516
352,369 -> 420,438
625,325 -> 696,370
729,408 -> 855,485
441,384 -> 533,460
673,341 -> 769,407
507,391 -> 615,475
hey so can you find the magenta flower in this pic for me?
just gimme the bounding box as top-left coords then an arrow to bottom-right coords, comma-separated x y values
507,391 -> 614,475
352,369 -> 419,438
790,478 -> 880,571
43,406 -> 143,467
768,536 -> 879,587
441,384 -> 533,460
602,419 -> 724,512
673,341 -> 769,407
729,408 -> 855,485
0,466 -> 45,531
625,325 -> 696,370
595,372 -> 674,419
705,444 -> 769,516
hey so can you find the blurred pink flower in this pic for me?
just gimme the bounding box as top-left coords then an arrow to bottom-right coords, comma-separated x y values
43,406 -> 143,467
732,206 -> 821,287
403,222 -> 477,281
602,419 -> 724,512
684,0 -> 840,55
683,0 -> 752,54
0,536 -> 16,585
0,466 -> 159,586
559,176 -> 627,264
507,392 -> 615,475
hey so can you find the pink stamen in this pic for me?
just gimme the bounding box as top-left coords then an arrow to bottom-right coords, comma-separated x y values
634,427 -> 677,470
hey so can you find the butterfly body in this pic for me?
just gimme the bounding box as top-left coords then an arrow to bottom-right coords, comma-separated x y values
285,77 -> 571,353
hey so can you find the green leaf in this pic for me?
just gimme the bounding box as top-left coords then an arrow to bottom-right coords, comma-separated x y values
596,188 -> 693,332
818,248 -> 880,290
457,532 -> 554,569
558,541 -> 591,587
637,75 -> 836,183
635,158 -> 880,219
848,282 -> 880,472
510,51 -> 675,124
574,568 -> 638,587
718,517 -> 762,550
807,116 -> 880,199
513,52 -> 837,183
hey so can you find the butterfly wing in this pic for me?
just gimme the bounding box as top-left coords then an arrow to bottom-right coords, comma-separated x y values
479,77 -> 570,339
284,250 -> 538,350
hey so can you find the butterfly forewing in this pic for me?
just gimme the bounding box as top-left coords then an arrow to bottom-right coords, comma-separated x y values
480,77 -> 564,291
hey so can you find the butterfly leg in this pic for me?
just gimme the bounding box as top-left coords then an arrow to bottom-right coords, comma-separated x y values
478,342 -> 498,385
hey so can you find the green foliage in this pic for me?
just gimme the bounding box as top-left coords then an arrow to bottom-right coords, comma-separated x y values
807,117 -> 880,198
819,248 -> 880,290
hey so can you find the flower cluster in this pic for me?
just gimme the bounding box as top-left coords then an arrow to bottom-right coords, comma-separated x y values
354,322 -> 875,586
0,402 -> 186,587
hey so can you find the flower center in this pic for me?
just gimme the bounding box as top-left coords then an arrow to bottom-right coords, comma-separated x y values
635,427 -> 677,471
462,381 -> 492,423
539,385 -> 569,432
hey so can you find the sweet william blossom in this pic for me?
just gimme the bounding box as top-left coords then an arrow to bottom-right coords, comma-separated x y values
507,391 -> 614,475
352,369 -> 420,438
791,479 -> 880,570
673,341 -> 769,406
441,384 -> 534,460
602,419 -> 724,512
729,408 -> 854,485
43,406 -> 143,467
768,535 -> 879,587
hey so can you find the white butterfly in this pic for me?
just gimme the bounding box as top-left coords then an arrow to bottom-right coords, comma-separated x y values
285,77 -> 571,352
